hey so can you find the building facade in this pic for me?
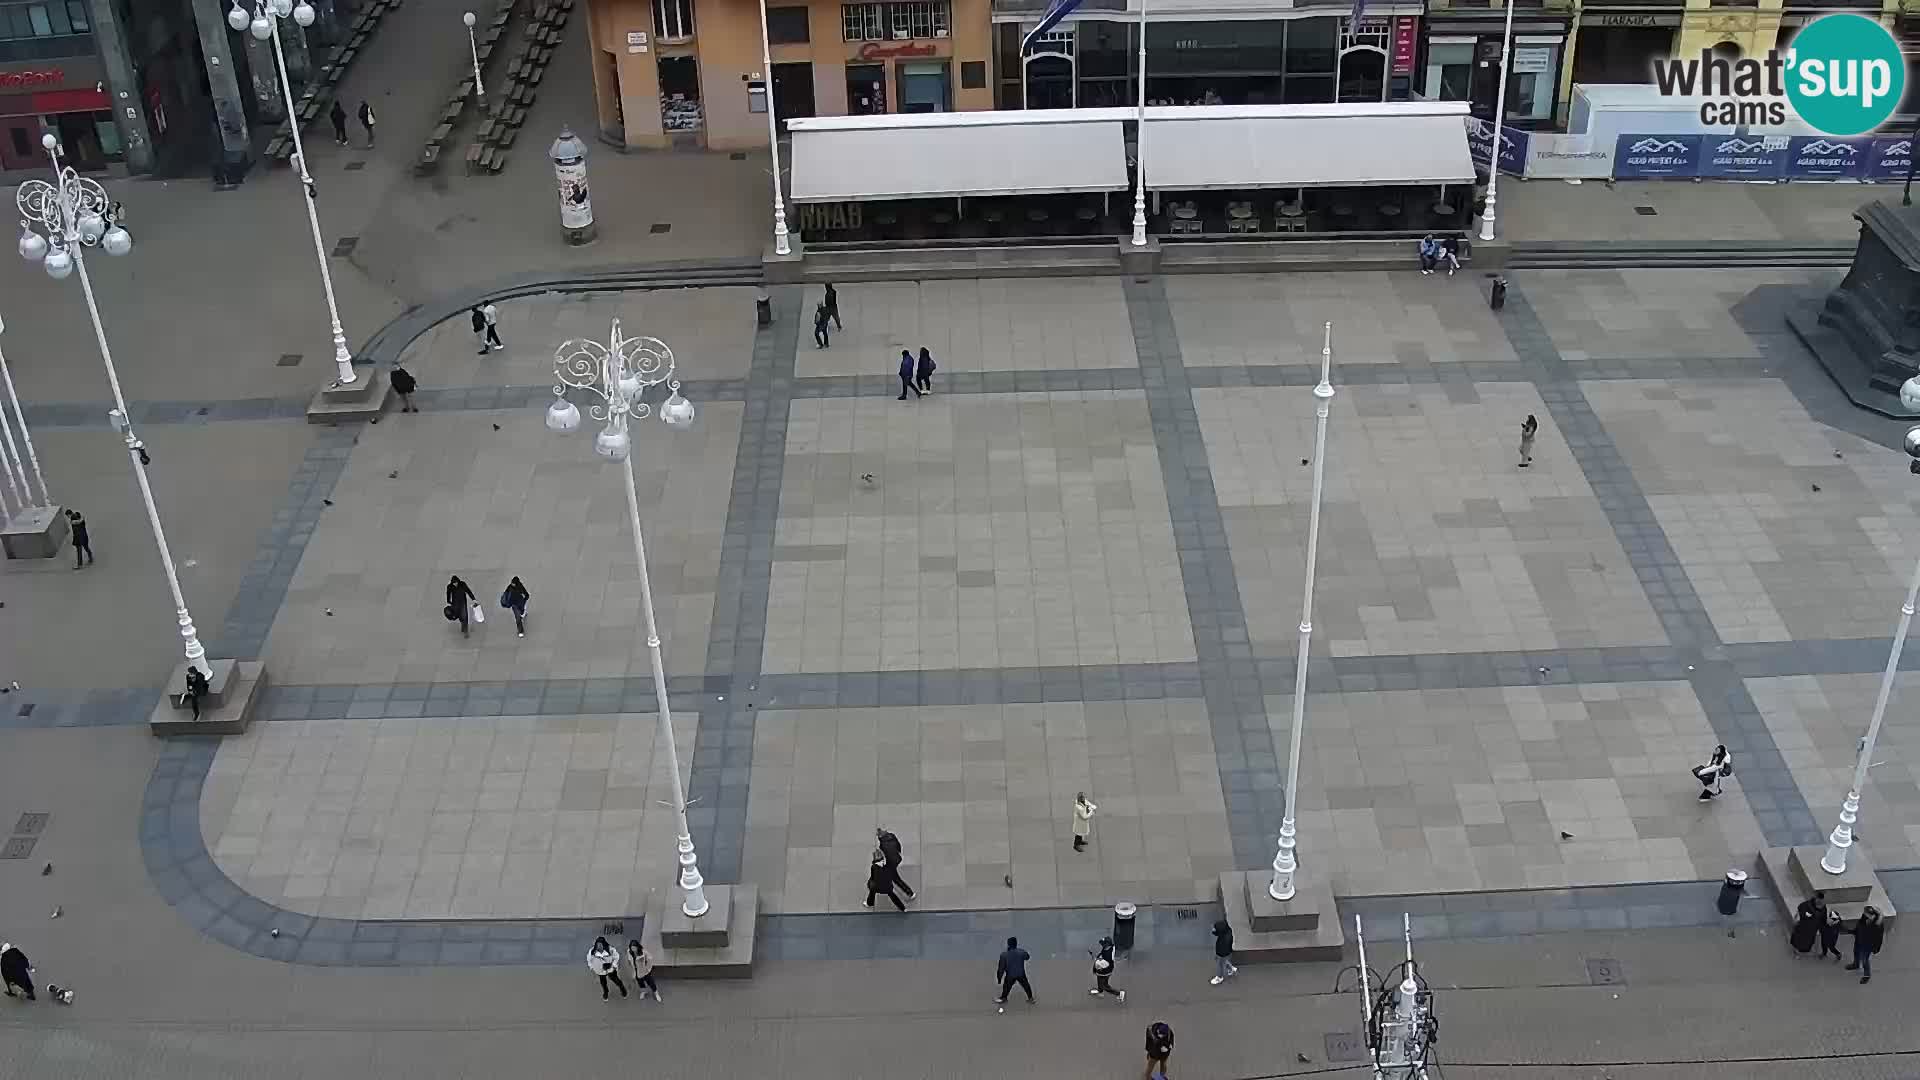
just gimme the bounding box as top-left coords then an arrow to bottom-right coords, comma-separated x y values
0,0 -> 155,174
585,0 -> 995,149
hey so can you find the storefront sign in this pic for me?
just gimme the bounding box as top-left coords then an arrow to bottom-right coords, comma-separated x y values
626,30 -> 649,53
1584,13 -> 1681,28
1511,47 -> 1553,74
1785,135 -> 1871,180
0,69 -> 64,90
857,41 -> 938,60
1391,17 -> 1418,76
1467,117 -> 1528,176
797,202 -> 865,232
1700,135 -> 1787,179
1867,135 -> 1913,182
1612,133 -> 1703,178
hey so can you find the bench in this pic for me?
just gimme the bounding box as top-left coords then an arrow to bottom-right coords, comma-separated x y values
430,121 -> 453,145
415,144 -> 441,174
466,144 -> 487,173
507,104 -> 528,127
441,100 -> 464,124
496,126 -> 519,150
487,149 -> 504,172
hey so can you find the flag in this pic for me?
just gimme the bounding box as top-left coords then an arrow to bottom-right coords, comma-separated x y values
1348,0 -> 1365,30
1022,0 -> 1085,52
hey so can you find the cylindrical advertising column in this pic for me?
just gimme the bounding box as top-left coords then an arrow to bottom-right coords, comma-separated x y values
550,125 -> 597,246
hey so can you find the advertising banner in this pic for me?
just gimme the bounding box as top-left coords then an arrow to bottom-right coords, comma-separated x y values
1468,117 -> 1529,176
1699,135 -> 1788,180
1867,135 -> 1913,182
1611,133 -> 1703,179
1784,135 -> 1872,180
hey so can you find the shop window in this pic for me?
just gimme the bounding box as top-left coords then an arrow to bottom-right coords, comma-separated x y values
654,0 -> 694,43
960,60 -> 985,89
842,1 -> 948,41
1504,41 -> 1559,121
658,54 -> 703,131
1425,41 -> 1473,100
766,5 -> 809,44
0,0 -> 88,38
847,62 -> 887,113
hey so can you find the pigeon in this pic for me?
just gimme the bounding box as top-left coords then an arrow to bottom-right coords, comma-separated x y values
388,470 -> 399,479
1560,831 -> 1574,840
1834,451 -> 1843,459
40,863 -> 51,876
322,498 -> 333,506
270,928 -> 280,938
1297,1053 -> 1312,1064
369,416 -> 379,424
1810,484 -> 1821,493
324,609 -> 334,617
1003,873 -> 1014,888
1301,458 -> 1309,466
492,423 -> 501,431
860,473 -> 875,485
49,905 -> 61,918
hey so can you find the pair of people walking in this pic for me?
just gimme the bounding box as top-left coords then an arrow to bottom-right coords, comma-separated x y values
865,826 -> 916,910
471,304 -> 503,354
896,348 -> 936,399
813,283 -> 843,348
445,574 -> 531,637
586,937 -> 662,1001
1791,892 -> 1845,961
327,100 -> 376,148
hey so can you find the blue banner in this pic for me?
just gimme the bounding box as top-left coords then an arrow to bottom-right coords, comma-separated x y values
1868,135 -> 1914,182
1612,134 -> 1704,179
1021,0 -> 1084,50
1784,136 -> 1872,180
1468,118 -> 1528,176
1700,135 -> 1787,180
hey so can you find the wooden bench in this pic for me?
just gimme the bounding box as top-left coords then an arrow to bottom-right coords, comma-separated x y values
496,126 -> 519,150
486,149 -> 504,172
430,121 -> 453,145
466,144 -> 487,173
507,104 -> 528,127
441,100 -> 464,123
415,144 -> 441,174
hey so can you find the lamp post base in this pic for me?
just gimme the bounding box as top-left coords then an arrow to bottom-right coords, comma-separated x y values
1,503 -> 69,560
149,658 -> 269,736
305,368 -> 392,424
640,882 -> 760,978
1756,845 -> 1899,934
1215,869 -> 1344,963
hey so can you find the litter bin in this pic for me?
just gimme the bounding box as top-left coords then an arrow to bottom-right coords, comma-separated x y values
1113,901 -> 1138,953
1489,276 -> 1508,311
1716,869 -> 1747,938
755,286 -> 772,327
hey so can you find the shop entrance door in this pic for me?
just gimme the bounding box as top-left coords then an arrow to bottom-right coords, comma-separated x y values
1336,46 -> 1387,102
772,61 -> 815,128
1024,54 -> 1073,109
0,118 -> 40,171
847,64 -> 887,114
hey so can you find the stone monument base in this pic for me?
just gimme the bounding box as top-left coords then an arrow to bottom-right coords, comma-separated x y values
1216,869 -> 1346,963
305,369 -> 392,424
148,659 -> 268,737
1757,844 -> 1898,932
1787,301 -> 1920,419
1,504 -> 68,560
640,883 -> 758,978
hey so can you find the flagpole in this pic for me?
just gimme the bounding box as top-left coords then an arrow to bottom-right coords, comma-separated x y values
1129,0 -> 1148,246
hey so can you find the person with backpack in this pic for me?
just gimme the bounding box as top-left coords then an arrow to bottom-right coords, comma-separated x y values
994,936 -> 1033,1013
587,936 -> 627,1000
390,364 -> 418,412
1144,1020 -> 1175,1079
1694,744 -> 1732,801
501,576 -> 531,637
1089,936 -> 1125,1002
356,99 -> 376,147
876,826 -> 914,899
626,939 -> 661,1000
915,347 -> 937,394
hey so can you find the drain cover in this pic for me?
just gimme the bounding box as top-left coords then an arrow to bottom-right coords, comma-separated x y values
1633,205 -> 1657,216
12,813 -> 48,835
0,837 -> 35,860
345,160 -> 367,171
331,236 -> 359,256
1586,957 -> 1624,985
650,223 -> 672,234
729,151 -> 747,161
1324,1031 -> 1368,1062
278,353 -> 303,367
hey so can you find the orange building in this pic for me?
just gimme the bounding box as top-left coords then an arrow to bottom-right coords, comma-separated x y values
585,0 -> 995,150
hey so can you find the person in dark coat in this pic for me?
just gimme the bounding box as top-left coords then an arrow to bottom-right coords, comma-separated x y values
1819,909 -> 1844,960
1210,918 -> 1237,984
1846,905 -> 1886,983
66,508 -> 92,567
1790,892 -> 1825,955
864,849 -> 906,911
916,347 -> 936,394
328,100 -> 349,146
447,575 -> 477,637
502,576 -> 531,637
823,282 -> 842,330
356,99 -> 376,147
875,826 -> 914,899
897,350 -> 922,400
812,302 -> 831,349
390,365 -> 418,412
0,942 -> 33,1000
1089,935 -> 1125,1002
994,936 -> 1033,1012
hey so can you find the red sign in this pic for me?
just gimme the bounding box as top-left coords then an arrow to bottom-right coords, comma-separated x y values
0,69 -> 65,90
856,41 -> 937,60
1391,17 -> 1418,76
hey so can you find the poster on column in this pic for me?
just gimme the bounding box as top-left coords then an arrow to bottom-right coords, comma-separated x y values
1467,118 -> 1528,176
1611,134 -> 1703,179
1699,135 -> 1787,180
1784,136 -> 1871,180
556,158 -> 593,230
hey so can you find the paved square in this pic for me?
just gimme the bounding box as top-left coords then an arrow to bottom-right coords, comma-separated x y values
1164,272 -> 1516,367
1198,383 -> 1665,656
1751,674 -> 1920,868
201,712 -> 699,920
261,405 -> 740,683
742,700 -> 1233,913
1520,270 -> 1838,361
792,279 -> 1138,378
1584,378 -> 1918,642
1277,682 -> 1765,895
767,391 -> 1195,672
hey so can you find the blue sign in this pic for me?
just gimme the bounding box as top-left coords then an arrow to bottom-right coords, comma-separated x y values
1784,135 -> 1872,180
1612,133 -> 1704,179
1468,118 -> 1528,176
1700,135 -> 1788,180
1868,135 -> 1913,182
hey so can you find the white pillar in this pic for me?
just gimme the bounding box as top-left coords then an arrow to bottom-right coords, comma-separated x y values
0,320 -> 53,506
757,0 -> 791,257
1271,321 -> 1334,902
1478,0 -> 1516,243
1129,0 -> 1148,247
267,12 -> 357,387
1822,552 -> 1920,875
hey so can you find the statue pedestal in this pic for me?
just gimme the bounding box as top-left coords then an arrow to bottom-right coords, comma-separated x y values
1790,200 -> 1920,418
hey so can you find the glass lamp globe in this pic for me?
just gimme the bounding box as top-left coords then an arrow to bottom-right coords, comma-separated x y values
546,398 -> 581,433
101,226 -> 131,256
293,1 -> 314,25
464,10 -> 476,26
269,0 -> 292,17
40,132 -> 56,152
76,211 -> 104,243
227,2 -> 249,29
18,226 -> 47,262
594,425 -> 631,462
43,246 -> 73,279
615,371 -> 642,401
1901,376 -> 1920,416
251,13 -> 272,39
660,390 -> 696,430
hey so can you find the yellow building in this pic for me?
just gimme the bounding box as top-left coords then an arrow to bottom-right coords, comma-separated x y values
585,0 -> 995,149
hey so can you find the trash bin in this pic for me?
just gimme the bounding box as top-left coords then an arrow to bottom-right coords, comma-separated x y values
1489,276 -> 1508,311
755,287 -> 772,327
1113,901 -> 1137,952
1716,869 -> 1747,938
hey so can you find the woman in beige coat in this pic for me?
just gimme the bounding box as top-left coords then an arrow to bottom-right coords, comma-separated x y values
1072,792 -> 1097,852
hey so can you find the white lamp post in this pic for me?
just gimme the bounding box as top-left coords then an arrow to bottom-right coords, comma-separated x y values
18,136 -> 211,678
463,12 -> 485,102
755,0 -> 791,256
1271,322 -> 1334,902
0,316 -> 51,511
1129,0 -> 1149,247
229,0 -> 357,389
1478,0 -> 1516,243
547,320 -> 708,918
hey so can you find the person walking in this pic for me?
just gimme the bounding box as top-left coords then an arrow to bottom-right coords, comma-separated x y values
812,302 -> 831,349
501,576 -> 531,637
1790,892 -> 1825,956
1846,905 -> 1886,983
470,306 -> 490,354
66,508 -> 92,568
1694,744 -> 1732,801
482,303 -> 503,352
626,939 -> 662,1001
1072,791 -> 1097,852
390,364 -> 418,412
1518,414 -> 1538,468
588,936 -> 627,1000
897,350 -> 921,400
357,99 -> 376,147
994,936 -> 1033,1013
1144,1020 -> 1175,1080
865,848 -> 906,911
823,282 -> 842,330
446,575 -> 478,637
329,100 -> 349,146
0,942 -> 34,1000
915,347 -> 937,395
1819,909 -> 1845,961
1210,917 -> 1238,985
1089,936 -> 1125,1002
876,826 -> 915,899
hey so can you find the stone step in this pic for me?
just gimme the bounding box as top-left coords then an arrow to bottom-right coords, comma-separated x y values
1216,870 -> 1345,964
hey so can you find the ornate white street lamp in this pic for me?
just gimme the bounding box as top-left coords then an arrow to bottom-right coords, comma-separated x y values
754,0 -> 791,255
547,319 -> 708,917
1129,0 -> 1149,247
1271,321 -> 1334,901
229,0 -> 358,389
463,12 -> 485,102
1477,0 -> 1516,243
18,135 -> 211,677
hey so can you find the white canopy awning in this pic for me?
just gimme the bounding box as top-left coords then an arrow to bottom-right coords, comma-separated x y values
787,112 -> 1132,203
1142,103 -> 1477,191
